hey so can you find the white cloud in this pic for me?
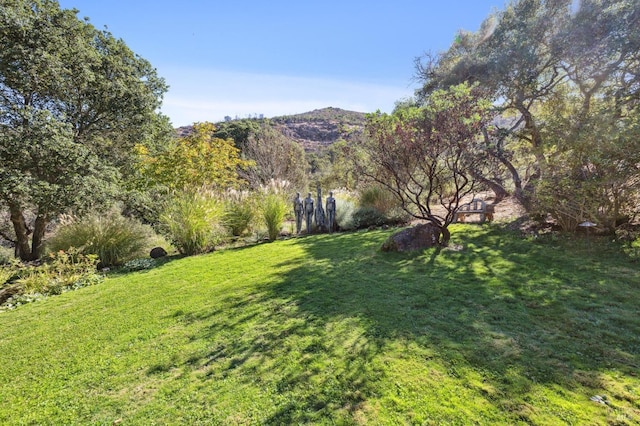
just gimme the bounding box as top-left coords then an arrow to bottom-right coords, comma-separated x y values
158,67 -> 414,127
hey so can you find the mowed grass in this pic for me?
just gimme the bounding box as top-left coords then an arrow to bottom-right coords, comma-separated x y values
1,225 -> 639,424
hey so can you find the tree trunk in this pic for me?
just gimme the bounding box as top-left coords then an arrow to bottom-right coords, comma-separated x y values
440,225 -> 451,246
31,213 -> 48,260
471,171 -> 509,203
8,201 -> 34,261
424,216 -> 451,246
481,129 -> 523,203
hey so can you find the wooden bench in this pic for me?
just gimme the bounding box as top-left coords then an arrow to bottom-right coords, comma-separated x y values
454,199 -> 494,223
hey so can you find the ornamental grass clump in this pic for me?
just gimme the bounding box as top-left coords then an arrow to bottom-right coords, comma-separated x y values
261,193 -> 287,242
358,184 -> 399,216
47,210 -> 155,268
159,191 -> 228,255
223,191 -> 255,237
335,197 -> 356,231
354,185 -> 410,229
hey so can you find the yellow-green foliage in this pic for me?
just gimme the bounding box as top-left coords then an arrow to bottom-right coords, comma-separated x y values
0,265 -> 13,287
358,184 -> 400,216
19,250 -> 98,294
135,122 -> 253,191
1,248 -> 102,309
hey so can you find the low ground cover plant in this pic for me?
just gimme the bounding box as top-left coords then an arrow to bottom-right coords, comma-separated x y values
0,248 -> 103,310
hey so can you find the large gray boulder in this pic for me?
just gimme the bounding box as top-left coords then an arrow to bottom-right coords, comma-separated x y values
381,223 -> 441,252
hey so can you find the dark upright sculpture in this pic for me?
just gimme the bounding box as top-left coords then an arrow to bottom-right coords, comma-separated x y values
304,192 -> 314,233
293,192 -> 304,234
326,191 -> 336,232
315,187 -> 325,231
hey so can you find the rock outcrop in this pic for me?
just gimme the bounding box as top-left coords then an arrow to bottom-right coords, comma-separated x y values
381,223 -> 441,252
174,107 -> 366,152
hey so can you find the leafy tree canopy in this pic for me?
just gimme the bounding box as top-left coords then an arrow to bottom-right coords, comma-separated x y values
0,0 -> 169,260
415,0 -> 640,229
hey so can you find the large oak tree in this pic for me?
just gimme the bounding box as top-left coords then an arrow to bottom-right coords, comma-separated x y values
416,0 -> 640,229
0,0 -> 168,260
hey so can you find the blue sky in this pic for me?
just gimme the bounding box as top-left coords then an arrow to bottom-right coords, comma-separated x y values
57,0 -> 506,127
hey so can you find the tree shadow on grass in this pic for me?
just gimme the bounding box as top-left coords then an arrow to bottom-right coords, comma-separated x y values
179,227 -> 640,423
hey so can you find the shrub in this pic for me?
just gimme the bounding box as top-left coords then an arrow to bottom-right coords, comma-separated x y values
261,193 -> 287,242
1,248 -> 103,310
629,238 -> 640,261
351,206 -> 389,229
159,191 -> 228,255
47,210 -> 155,268
223,193 -> 255,237
0,265 -> 13,287
358,185 -> 399,216
617,225 -> 640,261
335,198 -> 356,231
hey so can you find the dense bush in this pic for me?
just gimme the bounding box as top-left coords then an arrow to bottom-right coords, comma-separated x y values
261,193 -> 287,242
351,185 -> 410,229
47,210 -> 155,268
351,206 -> 410,230
351,206 -> 389,229
617,225 -> 640,261
159,191 -> 228,255
358,185 -> 400,216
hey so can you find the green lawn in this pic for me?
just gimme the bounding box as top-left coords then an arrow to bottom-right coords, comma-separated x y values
1,225 -> 639,424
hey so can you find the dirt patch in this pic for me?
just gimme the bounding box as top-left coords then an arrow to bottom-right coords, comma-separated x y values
490,196 -> 527,222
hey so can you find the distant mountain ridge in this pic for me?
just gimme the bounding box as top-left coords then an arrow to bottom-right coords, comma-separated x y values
271,107 -> 366,151
175,107 -> 367,151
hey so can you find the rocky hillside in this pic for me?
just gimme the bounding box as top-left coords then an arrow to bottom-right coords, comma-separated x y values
271,107 -> 366,151
175,107 -> 367,152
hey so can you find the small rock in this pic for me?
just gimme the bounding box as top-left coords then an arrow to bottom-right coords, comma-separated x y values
150,247 -> 168,259
590,395 -> 608,405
